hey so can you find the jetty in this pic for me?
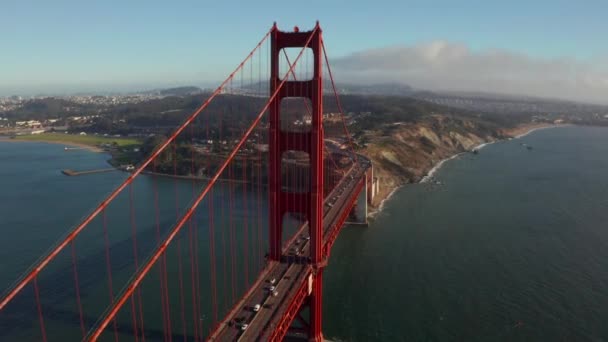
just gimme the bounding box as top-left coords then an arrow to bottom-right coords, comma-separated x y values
61,168 -> 117,176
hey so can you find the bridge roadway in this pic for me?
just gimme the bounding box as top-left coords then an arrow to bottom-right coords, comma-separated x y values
210,156 -> 370,341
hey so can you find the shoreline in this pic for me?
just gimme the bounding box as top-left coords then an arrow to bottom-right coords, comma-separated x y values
2,122 -> 564,219
419,152 -> 467,183
368,185 -> 400,217
513,124 -> 568,139
503,122 -> 561,138
418,123 -> 560,185
370,122 -> 562,217
0,137 -> 105,153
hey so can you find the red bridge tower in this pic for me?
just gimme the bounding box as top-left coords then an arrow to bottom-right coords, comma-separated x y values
268,22 -> 325,341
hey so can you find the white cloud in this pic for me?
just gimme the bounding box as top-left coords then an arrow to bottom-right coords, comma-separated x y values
331,41 -> 608,104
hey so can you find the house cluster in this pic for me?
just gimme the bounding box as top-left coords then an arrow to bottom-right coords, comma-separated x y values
0,96 -> 23,112
66,95 -> 162,106
293,114 -> 312,126
68,115 -> 100,123
15,120 -> 43,128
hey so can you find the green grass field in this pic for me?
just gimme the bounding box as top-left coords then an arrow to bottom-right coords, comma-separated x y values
15,133 -> 141,147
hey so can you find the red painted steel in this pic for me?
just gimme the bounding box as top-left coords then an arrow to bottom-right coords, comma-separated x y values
268,22 -> 325,341
207,263 -> 276,340
266,268 -> 312,341
1,23 -> 372,342
86,25 -> 318,341
70,241 -> 86,338
323,177 -> 365,258
0,29 -> 272,312
322,40 -> 358,160
33,276 -> 47,342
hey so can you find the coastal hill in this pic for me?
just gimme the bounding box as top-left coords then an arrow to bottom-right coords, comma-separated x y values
339,95 -> 511,205
411,89 -> 608,116
357,114 -> 502,205
138,86 -> 204,97
3,87 -> 607,206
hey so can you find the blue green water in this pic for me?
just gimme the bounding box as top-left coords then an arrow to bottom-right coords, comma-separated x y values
0,143 -> 127,288
324,125 -> 608,341
1,125 -> 608,341
0,141 -> 276,341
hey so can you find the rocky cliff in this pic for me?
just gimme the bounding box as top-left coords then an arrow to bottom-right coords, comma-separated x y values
357,114 -> 506,206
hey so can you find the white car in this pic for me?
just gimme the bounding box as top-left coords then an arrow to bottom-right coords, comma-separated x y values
253,304 -> 261,312
241,323 -> 249,331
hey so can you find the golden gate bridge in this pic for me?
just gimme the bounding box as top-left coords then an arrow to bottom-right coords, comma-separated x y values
0,22 -> 375,341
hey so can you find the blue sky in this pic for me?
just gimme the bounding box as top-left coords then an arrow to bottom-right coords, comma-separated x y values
1,0 -> 607,101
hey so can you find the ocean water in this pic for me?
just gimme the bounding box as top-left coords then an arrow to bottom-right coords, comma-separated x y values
0,143 -> 128,288
323,125 -> 608,341
0,142 -> 271,340
1,125 -> 608,341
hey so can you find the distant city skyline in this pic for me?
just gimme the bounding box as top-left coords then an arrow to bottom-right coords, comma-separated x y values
2,1 -> 607,104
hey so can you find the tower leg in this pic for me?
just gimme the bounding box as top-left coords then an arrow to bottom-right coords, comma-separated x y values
268,23 -> 326,341
309,270 -> 324,342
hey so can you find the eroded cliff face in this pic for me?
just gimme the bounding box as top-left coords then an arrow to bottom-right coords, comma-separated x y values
359,115 -> 503,206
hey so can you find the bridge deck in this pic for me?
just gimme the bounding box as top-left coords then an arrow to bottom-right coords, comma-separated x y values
211,158 -> 369,341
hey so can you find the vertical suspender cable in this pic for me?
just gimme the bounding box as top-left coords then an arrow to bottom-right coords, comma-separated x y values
243,157 -> 249,287
33,276 -> 47,342
102,210 -> 119,341
87,27 -> 318,340
173,142 -> 187,341
70,241 -> 86,338
153,159 -> 171,342
130,183 -> 146,342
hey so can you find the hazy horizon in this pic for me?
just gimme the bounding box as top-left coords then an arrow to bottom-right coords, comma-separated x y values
3,76 -> 607,107
2,1 -> 607,105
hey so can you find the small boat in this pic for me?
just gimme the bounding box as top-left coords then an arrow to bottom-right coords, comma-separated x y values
526,145 -> 533,150
472,149 -> 479,155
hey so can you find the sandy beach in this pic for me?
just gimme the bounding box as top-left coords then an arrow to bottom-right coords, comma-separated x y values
502,122 -> 558,138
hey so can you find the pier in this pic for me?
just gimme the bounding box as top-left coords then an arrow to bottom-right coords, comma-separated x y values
61,168 -> 117,176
